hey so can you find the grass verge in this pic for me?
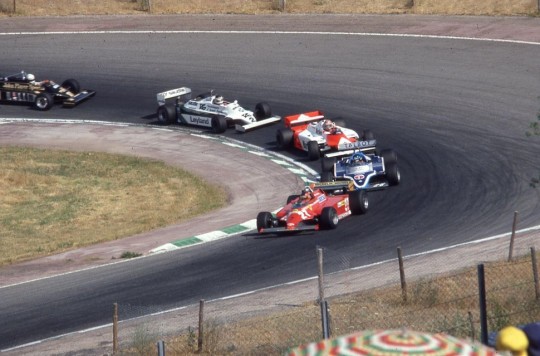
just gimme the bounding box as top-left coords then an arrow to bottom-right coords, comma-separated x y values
0,146 -> 227,266
0,0 -> 538,16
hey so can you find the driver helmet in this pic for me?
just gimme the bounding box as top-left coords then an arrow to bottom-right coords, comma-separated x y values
301,186 -> 314,199
214,95 -> 224,105
351,153 -> 365,165
322,119 -> 335,131
26,73 -> 35,81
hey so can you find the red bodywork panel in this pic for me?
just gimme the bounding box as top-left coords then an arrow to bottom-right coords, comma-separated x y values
274,188 -> 351,231
283,110 -> 359,152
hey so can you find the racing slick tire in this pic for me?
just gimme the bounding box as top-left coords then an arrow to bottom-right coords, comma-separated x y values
286,194 -> 300,204
61,79 -> 81,94
307,141 -> 320,161
321,157 -> 336,172
362,129 -> 375,141
380,148 -> 398,165
320,207 -> 339,230
254,102 -> 272,120
33,92 -> 54,111
257,211 -> 274,232
211,115 -> 228,133
385,162 -> 401,186
320,171 -> 334,182
157,104 -> 176,125
349,190 -> 369,215
276,128 -> 294,149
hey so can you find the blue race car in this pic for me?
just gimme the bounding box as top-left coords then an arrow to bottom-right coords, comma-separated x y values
320,149 -> 400,190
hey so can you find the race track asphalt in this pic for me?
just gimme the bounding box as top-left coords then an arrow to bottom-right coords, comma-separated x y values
1,14 -> 540,354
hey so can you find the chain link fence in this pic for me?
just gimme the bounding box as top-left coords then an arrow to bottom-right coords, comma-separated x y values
107,228 -> 540,355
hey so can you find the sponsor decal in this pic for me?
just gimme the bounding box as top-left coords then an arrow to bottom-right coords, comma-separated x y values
338,139 -> 376,150
354,174 -> 365,180
184,115 -> 212,127
337,197 -> 349,208
317,195 -> 326,203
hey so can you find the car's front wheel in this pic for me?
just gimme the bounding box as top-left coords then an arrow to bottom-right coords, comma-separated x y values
61,79 -> 80,94
307,141 -> 320,161
254,102 -> 272,120
34,92 -> 54,111
256,212 -> 274,232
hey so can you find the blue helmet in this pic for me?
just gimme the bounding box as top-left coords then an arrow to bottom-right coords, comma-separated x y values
350,153 -> 366,165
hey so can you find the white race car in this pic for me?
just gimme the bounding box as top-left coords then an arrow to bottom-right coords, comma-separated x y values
156,87 -> 281,133
276,110 -> 376,161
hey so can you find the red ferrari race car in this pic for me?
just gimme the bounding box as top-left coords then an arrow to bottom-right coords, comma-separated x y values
256,182 -> 368,234
275,110 -> 376,161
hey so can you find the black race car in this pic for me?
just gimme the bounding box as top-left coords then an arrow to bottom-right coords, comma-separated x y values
0,71 -> 95,110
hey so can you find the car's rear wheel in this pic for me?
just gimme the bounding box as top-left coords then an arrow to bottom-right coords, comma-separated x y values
362,129 -> 375,141
321,157 -> 335,172
276,128 -> 294,149
34,92 -> 54,111
157,105 -> 176,125
61,79 -> 80,94
386,162 -> 401,186
320,171 -> 334,182
256,212 -> 274,232
211,115 -> 228,133
349,190 -> 368,215
254,102 -> 272,120
381,148 -> 398,165
307,141 -> 320,161
320,207 -> 338,230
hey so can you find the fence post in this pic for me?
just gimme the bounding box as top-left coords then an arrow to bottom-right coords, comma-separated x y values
113,303 -> 118,355
397,247 -> 407,303
157,340 -> 165,356
477,264 -> 489,345
320,300 -> 330,339
532,247 -> 540,300
197,299 -> 205,353
317,246 -> 325,304
508,211 -> 518,261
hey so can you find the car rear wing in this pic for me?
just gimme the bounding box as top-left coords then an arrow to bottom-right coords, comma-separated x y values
283,110 -> 325,128
156,87 -> 192,106
312,180 -> 355,192
324,141 -> 377,158
234,115 -> 282,133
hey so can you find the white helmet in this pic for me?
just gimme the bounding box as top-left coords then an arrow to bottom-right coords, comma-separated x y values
27,73 -> 35,81
214,95 -> 224,105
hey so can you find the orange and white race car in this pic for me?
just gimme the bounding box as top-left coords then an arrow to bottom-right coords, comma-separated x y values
256,182 -> 368,234
275,110 -> 376,161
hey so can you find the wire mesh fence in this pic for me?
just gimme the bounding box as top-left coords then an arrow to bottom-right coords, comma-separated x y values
109,228 -> 540,355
